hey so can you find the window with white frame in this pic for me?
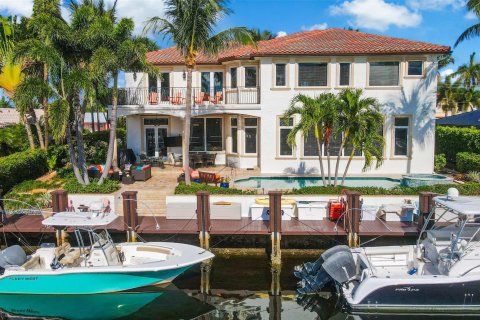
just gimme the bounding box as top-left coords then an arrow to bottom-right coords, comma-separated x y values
245,66 -> 257,88
303,127 -> 318,156
339,63 -> 351,86
407,61 -> 423,76
244,118 -> 258,154
393,117 -> 409,156
369,61 -> 400,86
298,63 -> 328,87
230,67 -> 237,88
190,118 -> 223,152
279,117 -> 294,156
231,117 -> 238,153
275,63 -> 286,86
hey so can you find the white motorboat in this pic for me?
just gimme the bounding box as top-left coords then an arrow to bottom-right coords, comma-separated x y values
0,211 -> 213,294
295,191 -> 480,313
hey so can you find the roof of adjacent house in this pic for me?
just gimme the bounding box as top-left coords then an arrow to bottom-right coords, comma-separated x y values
0,108 -> 44,128
84,112 -> 107,124
146,28 -> 451,65
436,110 -> 480,128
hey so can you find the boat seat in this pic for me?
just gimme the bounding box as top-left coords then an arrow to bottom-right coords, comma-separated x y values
21,256 -> 45,270
60,249 -> 81,267
136,246 -> 172,255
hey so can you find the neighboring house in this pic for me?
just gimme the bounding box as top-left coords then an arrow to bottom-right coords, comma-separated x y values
436,110 -> 480,128
0,108 -> 44,128
116,28 -> 449,174
84,112 -> 109,132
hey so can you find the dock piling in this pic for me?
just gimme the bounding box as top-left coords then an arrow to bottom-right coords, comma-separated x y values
345,191 -> 361,248
268,191 -> 282,269
269,265 -> 282,319
51,190 -> 69,246
196,191 -> 211,250
418,192 -> 438,231
122,191 -> 138,242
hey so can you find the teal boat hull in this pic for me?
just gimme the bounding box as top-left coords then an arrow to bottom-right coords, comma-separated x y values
0,266 -> 190,294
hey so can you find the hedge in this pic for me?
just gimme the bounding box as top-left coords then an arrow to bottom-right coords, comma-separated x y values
456,152 -> 480,173
0,149 -> 48,193
175,182 -> 256,195
63,177 -> 120,194
436,126 -> 480,164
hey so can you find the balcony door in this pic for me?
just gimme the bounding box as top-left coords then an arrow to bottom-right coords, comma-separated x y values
200,72 -> 223,101
145,126 -> 168,157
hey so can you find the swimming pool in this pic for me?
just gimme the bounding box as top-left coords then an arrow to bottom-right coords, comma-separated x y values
234,176 -> 402,189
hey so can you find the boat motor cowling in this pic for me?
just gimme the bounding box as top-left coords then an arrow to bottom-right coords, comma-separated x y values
322,251 -> 356,284
0,245 -> 27,269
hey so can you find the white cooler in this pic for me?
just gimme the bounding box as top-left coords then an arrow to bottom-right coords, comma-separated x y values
250,203 -> 294,221
361,205 -> 380,221
297,201 -> 327,220
378,204 -> 415,222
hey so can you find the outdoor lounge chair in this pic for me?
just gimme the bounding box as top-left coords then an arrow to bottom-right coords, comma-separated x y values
149,91 -> 158,105
132,165 -> 152,181
210,91 -> 223,104
194,92 -> 206,104
190,153 -> 204,169
198,171 -> 220,186
169,92 -> 183,105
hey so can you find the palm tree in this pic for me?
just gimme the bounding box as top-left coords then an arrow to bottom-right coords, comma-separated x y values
334,89 -> 380,186
144,0 -> 255,185
451,52 -> 480,89
455,0 -> 480,46
438,75 -> 459,116
282,94 -> 333,187
248,28 -> 275,41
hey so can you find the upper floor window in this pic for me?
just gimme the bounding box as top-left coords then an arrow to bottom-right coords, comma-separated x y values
394,117 -> 410,156
230,67 -> 237,88
279,117 -> 294,156
298,63 -> 327,87
339,63 -> 351,86
245,66 -> 257,88
407,61 -> 423,76
275,64 -> 286,86
369,61 -> 399,86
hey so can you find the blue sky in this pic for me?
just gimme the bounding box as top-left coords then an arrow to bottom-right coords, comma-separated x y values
1,0 -> 479,84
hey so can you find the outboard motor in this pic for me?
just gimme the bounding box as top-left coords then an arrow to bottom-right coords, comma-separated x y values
295,245 -> 354,294
0,245 -> 27,272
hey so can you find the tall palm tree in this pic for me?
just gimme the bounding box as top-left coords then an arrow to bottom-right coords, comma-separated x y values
144,0 -> 255,185
282,94 -> 333,187
438,75 -> 459,116
334,89 -> 380,186
248,28 -> 275,41
455,0 -> 480,46
451,52 -> 480,89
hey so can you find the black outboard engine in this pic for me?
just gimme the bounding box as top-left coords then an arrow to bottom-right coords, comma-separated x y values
295,245 -> 354,294
0,245 -> 27,273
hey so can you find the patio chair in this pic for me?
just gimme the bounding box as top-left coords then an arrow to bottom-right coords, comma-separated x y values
198,170 -> 220,186
190,153 -> 204,169
171,153 -> 183,167
210,91 -> 223,104
169,92 -> 183,105
149,91 -> 158,105
139,153 -> 150,166
194,92 -> 206,105
204,153 -> 216,167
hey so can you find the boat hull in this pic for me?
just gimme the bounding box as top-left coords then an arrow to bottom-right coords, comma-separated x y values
0,267 -> 190,295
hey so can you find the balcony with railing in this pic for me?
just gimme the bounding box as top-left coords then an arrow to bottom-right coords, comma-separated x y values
116,87 -> 261,106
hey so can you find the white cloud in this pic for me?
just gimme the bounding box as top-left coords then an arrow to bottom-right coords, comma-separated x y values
302,23 -> 328,31
465,10 -> 477,20
276,31 -> 287,38
330,0 -> 422,31
440,68 -> 454,79
105,0 -> 166,34
0,0 -> 33,16
407,0 -> 465,11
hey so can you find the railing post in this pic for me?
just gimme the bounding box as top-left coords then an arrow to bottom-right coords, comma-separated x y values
345,191 -> 361,248
196,191 -> 211,250
122,191 -> 138,242
268,191 -> 282,269
418,192 -> 438,231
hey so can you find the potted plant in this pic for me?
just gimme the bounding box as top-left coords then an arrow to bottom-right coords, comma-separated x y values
220,177 -> 230,188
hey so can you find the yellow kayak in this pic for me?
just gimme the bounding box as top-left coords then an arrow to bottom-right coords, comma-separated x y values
255,197 -> 296,206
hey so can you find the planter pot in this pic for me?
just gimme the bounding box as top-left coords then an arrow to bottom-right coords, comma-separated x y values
193,179 -> 201,183
220,183 -> 230,188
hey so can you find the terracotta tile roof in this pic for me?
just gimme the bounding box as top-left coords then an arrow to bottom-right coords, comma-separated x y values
146,28 -> 451,65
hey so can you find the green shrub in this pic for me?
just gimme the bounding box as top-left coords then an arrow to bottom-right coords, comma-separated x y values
456,152 -> 480,173
8,179 -> 61,193
175,182 -> 255,195
47,145 -> 69,169
434,154 -> 447,172
83,129 -> 126,164
466,171 -> 480,183
0,149 -> 48,193
436,126 -> 480,164
0,124 -> 29,156
63,177 -> 120,194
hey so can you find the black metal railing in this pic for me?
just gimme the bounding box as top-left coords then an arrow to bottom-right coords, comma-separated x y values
116,86 -> 261,105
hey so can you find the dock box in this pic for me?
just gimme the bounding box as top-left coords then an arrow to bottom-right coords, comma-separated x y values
297,201 -> 327,220
250,203 -> 294,221
361,205 -> 380,221
378,204 -> 415,222
211,202 -> 241,220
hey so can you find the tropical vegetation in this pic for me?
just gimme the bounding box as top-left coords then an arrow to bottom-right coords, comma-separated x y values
144,0 -> 255,185
282,88 -> 384,187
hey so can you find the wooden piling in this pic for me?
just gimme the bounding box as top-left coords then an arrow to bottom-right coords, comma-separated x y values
269,265 -> 282,319
196,191 -> 211,250
345,191 -> 361,248
51,190 -> 69,246
418,192 -> 438,231
268,191 -> 282,268
122,191 -> 138,242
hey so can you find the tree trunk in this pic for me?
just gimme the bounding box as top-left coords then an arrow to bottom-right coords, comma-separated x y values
34,120 -> 45,149
315,129 -> 326,187
73,93 -> 89,185
341,148 -> 356,186
23,115 -> 35,149
334,129 -> 349,187
99,72 -> 118,185
43,63 -> 49,149
326,142 -> 331,186
182,66 -> 193,185
67,125 -> 86,185
113,134 -> 118,169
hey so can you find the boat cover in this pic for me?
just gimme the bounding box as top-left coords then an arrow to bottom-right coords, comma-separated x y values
433,196 -> 480,217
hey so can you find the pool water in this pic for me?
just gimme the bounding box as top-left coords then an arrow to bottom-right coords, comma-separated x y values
234,176 -> 401,189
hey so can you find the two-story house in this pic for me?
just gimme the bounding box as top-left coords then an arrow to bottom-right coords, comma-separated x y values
117,28 -> 450,175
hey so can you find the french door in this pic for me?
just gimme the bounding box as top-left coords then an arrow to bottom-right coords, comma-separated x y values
145,126 -> 168,157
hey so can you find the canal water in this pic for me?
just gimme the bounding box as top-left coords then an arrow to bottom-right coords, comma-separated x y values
1,249 -> 477,319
